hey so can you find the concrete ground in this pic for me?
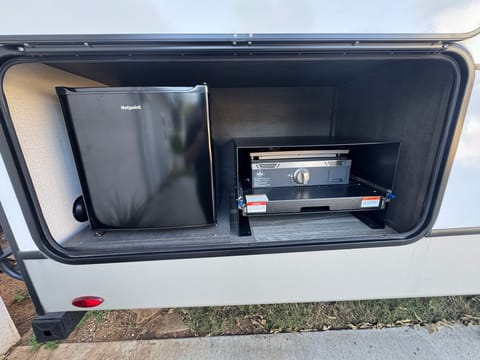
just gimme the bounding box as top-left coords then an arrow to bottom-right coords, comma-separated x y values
5,325 -> 480,360
0,297 -> 19,356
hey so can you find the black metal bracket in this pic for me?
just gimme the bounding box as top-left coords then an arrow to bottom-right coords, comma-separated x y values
238,211 -> 252,236
230,194 -> 251,237
32,311 -> 85,342
0,245 -> 23,280
353,210 -> 386,229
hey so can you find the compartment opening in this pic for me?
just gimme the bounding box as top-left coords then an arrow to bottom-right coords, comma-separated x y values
0,54 -> 458,258
234,138 -> 400,235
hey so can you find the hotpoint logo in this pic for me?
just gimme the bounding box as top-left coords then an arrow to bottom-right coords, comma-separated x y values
120,105 -> 142,111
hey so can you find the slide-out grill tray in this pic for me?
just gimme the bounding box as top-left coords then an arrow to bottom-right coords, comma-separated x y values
244,181 -> 386,215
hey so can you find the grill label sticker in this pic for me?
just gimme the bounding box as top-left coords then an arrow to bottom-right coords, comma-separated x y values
361,196 -> 381,208
246,194 -> 269,213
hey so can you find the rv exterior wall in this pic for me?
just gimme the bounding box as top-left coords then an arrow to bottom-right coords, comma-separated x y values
24,233 -> 480,312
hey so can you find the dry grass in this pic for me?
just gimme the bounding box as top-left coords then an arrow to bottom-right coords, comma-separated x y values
180,296 -> 480,336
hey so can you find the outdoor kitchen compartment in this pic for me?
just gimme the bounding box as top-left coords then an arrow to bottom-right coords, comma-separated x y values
0,52 -> 461,257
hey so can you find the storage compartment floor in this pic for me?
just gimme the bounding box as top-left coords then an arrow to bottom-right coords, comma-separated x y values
249,213 -> 396,243
61,196 -> 252,254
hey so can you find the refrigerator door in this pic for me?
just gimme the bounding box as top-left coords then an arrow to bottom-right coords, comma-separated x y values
57,86 -> 215,230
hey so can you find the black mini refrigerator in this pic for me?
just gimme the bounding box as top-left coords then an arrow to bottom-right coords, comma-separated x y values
57,85 -> 215,230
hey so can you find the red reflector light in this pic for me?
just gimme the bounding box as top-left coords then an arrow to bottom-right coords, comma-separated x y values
72,296 -> 104,308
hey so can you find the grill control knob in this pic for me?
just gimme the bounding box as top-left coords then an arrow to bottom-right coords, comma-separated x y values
293,168 -> 310,185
